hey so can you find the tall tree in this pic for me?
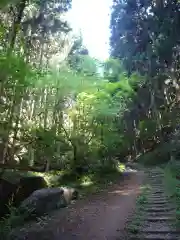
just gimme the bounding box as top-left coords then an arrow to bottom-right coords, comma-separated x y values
110,0 -> 180,159
110,0 -> 180,76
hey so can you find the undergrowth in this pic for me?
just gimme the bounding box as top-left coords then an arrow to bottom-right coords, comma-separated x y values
2,163 -> 125,197
164,161 -> 180,228
0,205 -> 32,240
0,163 -> 126,238
138,142 -> 171,166
127,183 -> 150,235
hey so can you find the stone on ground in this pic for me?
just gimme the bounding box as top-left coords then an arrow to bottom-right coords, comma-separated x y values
19,187 -> 78,219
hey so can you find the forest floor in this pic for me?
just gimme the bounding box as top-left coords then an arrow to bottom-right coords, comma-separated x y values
10,170 -> 144,240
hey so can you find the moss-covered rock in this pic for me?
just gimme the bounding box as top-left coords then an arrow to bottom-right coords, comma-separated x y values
19,187 -> 65,219
14,176 -> 48,207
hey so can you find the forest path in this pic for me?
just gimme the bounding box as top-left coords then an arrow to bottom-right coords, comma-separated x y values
10,171 -> 144,240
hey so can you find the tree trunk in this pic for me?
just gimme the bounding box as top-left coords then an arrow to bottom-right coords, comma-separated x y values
73,144 -> 77,168
11,100 -> 22,159
44,158 -> 50,172
2,85 -> 18,163
8,0 -> 26,53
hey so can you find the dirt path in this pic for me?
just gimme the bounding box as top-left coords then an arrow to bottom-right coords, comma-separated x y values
10,171 -> 144,240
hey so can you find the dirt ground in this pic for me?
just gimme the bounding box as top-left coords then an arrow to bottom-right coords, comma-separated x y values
10,171 -> 144,240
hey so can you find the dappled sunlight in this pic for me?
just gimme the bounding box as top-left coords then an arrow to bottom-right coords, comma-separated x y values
108,187 -> 141,196
80,175 -> 94,187
117,163 -> 126,172
140,184 -> 152,191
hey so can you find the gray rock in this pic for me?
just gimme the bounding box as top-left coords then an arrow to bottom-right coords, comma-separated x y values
19,187 -> 65,219
14,176 -> 48,207
61,187 -> 78,204
19,187 -> 78,219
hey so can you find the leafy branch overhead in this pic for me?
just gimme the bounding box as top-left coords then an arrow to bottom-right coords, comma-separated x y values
0,0 -> 180,176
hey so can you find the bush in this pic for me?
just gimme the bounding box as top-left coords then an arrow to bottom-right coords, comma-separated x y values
0,179 -> 18,218
164,161 -> 180,227
0,206 -> 30,239
139,142 -> 171,166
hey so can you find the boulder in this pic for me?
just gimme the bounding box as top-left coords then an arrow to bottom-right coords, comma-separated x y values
19,187 -> 65,219
61,187 -> 78,204
19,187 -> 78,219
14,176 -> 48,206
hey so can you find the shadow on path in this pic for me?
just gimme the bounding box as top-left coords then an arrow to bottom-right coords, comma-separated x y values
10,171 -> 144,240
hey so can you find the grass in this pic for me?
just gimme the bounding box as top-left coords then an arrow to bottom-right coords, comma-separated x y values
1,162 -> 126,190
56,165 -> 126,198
0,164 -> 126,206
0,205 -> 33,240
164,161 -> 180,228
127,183 -> 150,235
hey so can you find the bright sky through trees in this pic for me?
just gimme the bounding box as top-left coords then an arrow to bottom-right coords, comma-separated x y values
67,0 -> 112,60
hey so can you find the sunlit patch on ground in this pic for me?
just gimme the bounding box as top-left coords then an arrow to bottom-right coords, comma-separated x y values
117,163 -> 126,172
108,187 -> 141,196
80,175 -> 94,186
140,184 -> 151,191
